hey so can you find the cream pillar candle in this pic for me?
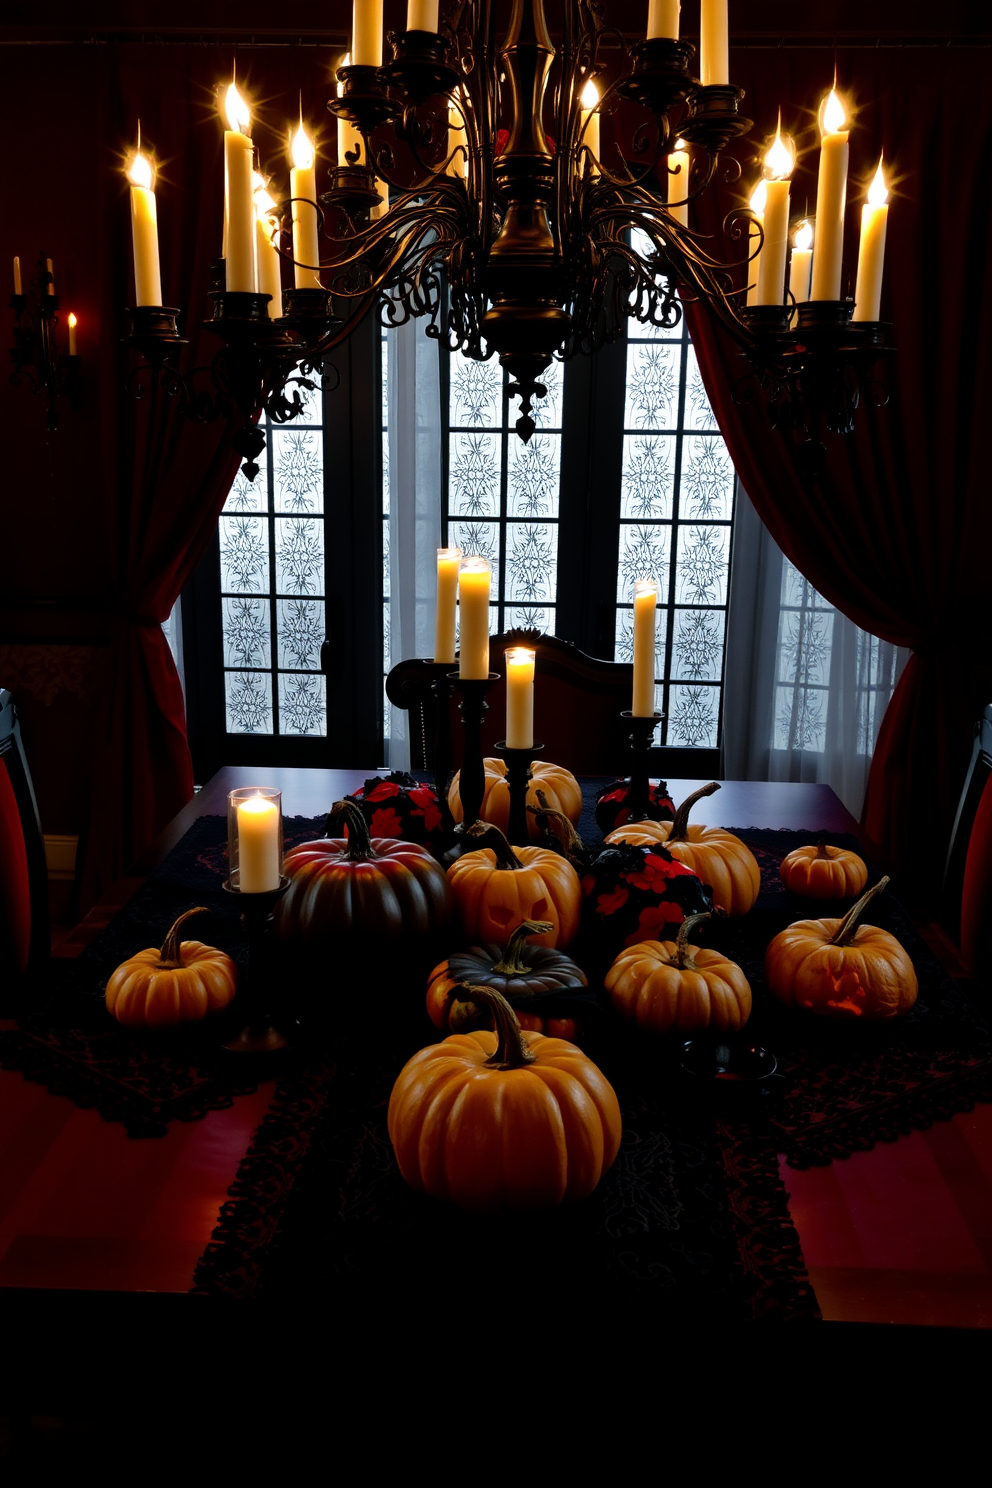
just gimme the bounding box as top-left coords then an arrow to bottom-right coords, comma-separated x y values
789,220 -> 814,305
646,0 -> 679,39
853,159 -> 889,322
434,546 -> 463,663
458,556 -> 491,679
579,79 -> 600,174
668,139 -> 689,228
447,97 -> 468,179
223,83 -> 256,293
290,123 -> 322,289
254,187 -> 283,318
746,180 -> 766,307
632,581 -> 658,717
13,257 -> 22,296
700,0 -> 728,86
810,89 -> 850,301
407,0 -> 438,29
756,129 -> 794,307
67,313 -> 78,356
236,794 -> 281,892
353,1 -> 383,66
336,55 -> 365,167
505,647 -> 536,750
127,151 -> 163,307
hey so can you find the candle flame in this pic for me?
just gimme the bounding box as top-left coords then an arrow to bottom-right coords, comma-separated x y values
821,88 -> 847,136
460,556 -> 491,574
68,313 -> 77,328
634,579 -> 658,599
580,78 -> 599,110
225,81 -> 251,135
674,138 -> 686,152
254,186 -> 277,218
764,129 -> 795,181
868,157 -> 888,207
749,180 -> 767,216
794,219 -> 813,252
292,122 -> 314,171
127,151 -> 154,190
505,646 -> 536,664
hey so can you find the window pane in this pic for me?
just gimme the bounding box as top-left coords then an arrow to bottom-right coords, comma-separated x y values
621,434 -> 675,520
220,515 -> 269,594
617,522 -> 671,603
615,607 -> 667,679
279,672 -> 327,736
225,670 -> 273,734
675,524 -> 730,605
223,596 -> 271,668
272,427 -> 324,514
671,607 -> 725,682
506,605 -> 555,633
224,464 -> 267,513
277,597 -> 325,671
680,435 -> 735,521
505,522 -> 557,605
275,516 -> 324,597
447,519 -> 501,593
451,357 -> 502,428
507,434 -> 561,518
684,347 -> 719,431
624,341 -> 681,430
668,683 -> 720,748
449,431 -> 502,517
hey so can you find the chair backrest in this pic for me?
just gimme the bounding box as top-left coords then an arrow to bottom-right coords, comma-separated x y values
386,631 -> 634,775
942,703 -> 992,942
0,689 -> 49,986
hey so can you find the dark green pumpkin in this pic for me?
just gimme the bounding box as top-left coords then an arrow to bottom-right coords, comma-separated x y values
426,919 -> 587,1038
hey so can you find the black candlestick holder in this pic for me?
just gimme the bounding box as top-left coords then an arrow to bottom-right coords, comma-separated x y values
495,741 -> 543,846
427,661 -> 457,836
622,710 -> 664,823
221,876 -> 292,1055
450,671 -> 499,841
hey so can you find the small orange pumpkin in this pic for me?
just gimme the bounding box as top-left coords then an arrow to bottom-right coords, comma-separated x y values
780,840 -> 868,900
764,875 -> 918,1020
605,911 -> 752,1035
105,908 -> 238,1030
449,757 -> 582,842
388,982 -> 622,1212
447,823 -> 582,948
605,782 -> 760,917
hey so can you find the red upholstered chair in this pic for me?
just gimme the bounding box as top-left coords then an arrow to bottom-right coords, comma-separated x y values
0,688 -> 49,990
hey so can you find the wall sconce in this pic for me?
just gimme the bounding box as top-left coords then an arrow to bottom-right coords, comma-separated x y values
10,253 -> 80,431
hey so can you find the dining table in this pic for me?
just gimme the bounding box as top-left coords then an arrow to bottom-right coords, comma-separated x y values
1,764 -> 991,1378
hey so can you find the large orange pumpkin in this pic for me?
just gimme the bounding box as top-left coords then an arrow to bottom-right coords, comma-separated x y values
447,824 -> 582,948
605,911 -> 752,1035
779,840 -> 868,900
605,782 -> 760,917
449,757 -> 582,842
764,875 -> 918,1020
388,982 -> 622,1212
105,908 -> 238,1030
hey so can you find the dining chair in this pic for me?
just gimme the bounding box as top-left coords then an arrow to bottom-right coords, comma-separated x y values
941,703 -> 992,953
386,630 -> 634,774
0,688 -> 50,991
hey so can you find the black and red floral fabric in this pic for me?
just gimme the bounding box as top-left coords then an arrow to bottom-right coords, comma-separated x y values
581,840 -> 713,953
345,772 -> 444,854
594,777 -> 677,835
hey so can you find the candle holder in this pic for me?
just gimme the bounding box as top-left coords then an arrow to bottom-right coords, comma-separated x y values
328,63 -> 399,133
221,877 -> 293,1054
9,256 -> 80,432
617,38 -> 696,114
622,710 -> 664,823
222,787 -> 290,1054
382,30 -> 459,103
742,304 -> 794,337
495,741 -> 544,846
679,84 -> 752,152
449,671 -> 499,846
277,286 -> 338,335
428,661 -> 457,836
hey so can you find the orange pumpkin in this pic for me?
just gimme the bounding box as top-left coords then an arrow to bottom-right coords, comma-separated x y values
449,757 -> 582,842
605,911 -> 752,1035
606,782 -> 760,917
447,824 -> 582,948
764,875 -> 918,1020
780,840 -> 868,900
105,908 -> 238,1030
388,982 -> 622,1212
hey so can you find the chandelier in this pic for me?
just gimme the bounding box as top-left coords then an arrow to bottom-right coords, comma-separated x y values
120,0 -> 892,474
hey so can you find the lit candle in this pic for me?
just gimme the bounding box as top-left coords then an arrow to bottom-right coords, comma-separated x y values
646,0 -> 680,40
290,121 -> 322,289
505,647 -> 536,750
668,138 -> 689,228
406,0 -> 438,29
254,183 -> 283,318
632,580 -> 658,717
353,0 -> 383,67
13,257 -> 22,296
746,179 -> 766,307
700,0 -> 728,86
853,158 -> 889,322
458,556 -> 491,680
447,95 -> 468,180
223,82 -> 256,293
236,794 -> 281,892
756,125 -> 794,306
810,88 -> 850,301
336,54 -> 365,167
434,546 -> 463,663
67,312 -> 78,356
127,147 -> 163,307
579,79 -> 600,174
45,258 -> 55,295
789,220 -> 813,305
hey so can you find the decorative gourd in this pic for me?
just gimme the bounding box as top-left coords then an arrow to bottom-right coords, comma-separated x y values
427,918 -> 588,1040
388,982 -> 622,1212
605,782 -> 760,917
594,776 -> 676,835
780,840 -> 868,900
447,823 -> 582,948
105,908 -> 238,1030
605,911 -> 752,1036
275,799 -> 452,945
448,757 -> 582,841
345,771 -> 444,854
764,875 -> 918,1020
582,840 -> 712,951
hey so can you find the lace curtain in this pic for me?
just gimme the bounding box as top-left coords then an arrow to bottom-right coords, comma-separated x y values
723,485 -> 909,817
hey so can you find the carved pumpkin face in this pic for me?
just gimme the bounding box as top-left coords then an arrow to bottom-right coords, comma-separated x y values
446,829 -> 582,948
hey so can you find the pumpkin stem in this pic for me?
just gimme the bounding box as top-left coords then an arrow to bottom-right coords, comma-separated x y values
666,910 -> 714,970
459,982 -> 536,1068
325,799 -> 377,861
667,781 -> 721,843
465,821 -> 523,871
815,839 -> 834,860
158,907 -> 209,970
830,875 -> 891,947
527,795 -> 584,860
492,920 -> 555,975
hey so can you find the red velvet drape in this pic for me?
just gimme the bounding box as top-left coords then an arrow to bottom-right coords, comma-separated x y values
681,46 -> 992,879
